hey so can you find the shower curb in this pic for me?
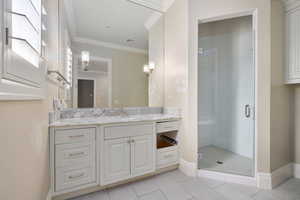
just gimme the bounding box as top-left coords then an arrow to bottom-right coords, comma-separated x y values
198,169 -> 256,187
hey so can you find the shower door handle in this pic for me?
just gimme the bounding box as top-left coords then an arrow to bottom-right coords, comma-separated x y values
245,105 -> 251,118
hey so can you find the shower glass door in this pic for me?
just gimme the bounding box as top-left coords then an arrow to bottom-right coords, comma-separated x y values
198,16 -> 255,177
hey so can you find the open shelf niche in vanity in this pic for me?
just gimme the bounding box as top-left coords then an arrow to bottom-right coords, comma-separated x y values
156,121 -> 180,169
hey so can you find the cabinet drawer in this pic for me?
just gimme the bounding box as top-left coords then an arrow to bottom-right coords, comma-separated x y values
55,142 -> 95,168
55,167 -> 96,192
55,128 -> 96,144
104,124 -> 153,139
157,148 -> 179,168
156,121 -> 179,133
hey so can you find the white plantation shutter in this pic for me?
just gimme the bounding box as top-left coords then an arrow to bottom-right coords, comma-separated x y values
4,0 -> 45,87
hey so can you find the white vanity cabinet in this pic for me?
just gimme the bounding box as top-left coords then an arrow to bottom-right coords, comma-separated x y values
101,123 -> 155,185
50,119 -> 179,198
285,1 -> 300,84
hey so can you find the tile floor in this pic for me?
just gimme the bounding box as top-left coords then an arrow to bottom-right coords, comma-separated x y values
70,170 -> 300,200
198,146 -> 254,176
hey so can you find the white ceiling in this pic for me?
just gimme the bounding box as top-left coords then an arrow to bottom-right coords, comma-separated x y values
65,0 -> 157,51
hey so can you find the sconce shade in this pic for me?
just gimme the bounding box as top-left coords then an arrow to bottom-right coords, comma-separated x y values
143,65 -> 150,73
143,62 -> 156,74
81,51 -> 90,63
81,51 -> 90,71
148,62 -> 155,70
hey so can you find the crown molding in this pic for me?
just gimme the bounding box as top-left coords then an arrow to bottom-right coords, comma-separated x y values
144,12 -> 163,30
143,0 -> 174,30
127,0 -> 163,12
281,0 -> 300,11
127,0 -> 175,12
74,37 -> 148,55
162,0 -> 175,12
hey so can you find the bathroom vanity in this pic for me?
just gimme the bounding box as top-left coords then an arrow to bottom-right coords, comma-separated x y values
49,108 -> 180,199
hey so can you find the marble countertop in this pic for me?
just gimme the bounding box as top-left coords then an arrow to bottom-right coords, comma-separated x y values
49,113 -> 180,127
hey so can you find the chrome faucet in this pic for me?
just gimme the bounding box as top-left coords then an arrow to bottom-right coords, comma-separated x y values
119,106 -> 129,117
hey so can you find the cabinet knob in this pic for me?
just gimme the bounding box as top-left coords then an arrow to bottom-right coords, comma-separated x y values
69,152 -> 84,157
69,135 -> 84,138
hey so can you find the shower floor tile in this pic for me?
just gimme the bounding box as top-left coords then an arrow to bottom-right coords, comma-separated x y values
198,146 -> 254,177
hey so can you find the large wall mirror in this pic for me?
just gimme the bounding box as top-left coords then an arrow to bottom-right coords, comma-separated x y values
59,0 -> 164,108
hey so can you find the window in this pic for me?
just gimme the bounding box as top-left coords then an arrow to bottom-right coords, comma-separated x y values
0,0 -> 47,100
11,0 -> 42,67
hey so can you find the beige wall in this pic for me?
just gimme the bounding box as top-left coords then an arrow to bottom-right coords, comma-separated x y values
0,83 -> 59,200
73,43 -> 148,108
294,88 -> 300,164
270,0 -> 293,171
95,74 -> 109,108
148,17 -> 165,107
164,0 -> 192,165
111,50 -> 148,107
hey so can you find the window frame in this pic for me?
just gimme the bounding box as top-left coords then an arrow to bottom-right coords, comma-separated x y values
0,0 -> 46,100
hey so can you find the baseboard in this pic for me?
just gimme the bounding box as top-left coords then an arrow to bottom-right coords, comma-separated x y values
179,159 -> 197,177
257,163 -> 294,189
198,169 -> 256,187
271,163 -> 293,188
294,163 -> 300,179
46,190 -> 52,200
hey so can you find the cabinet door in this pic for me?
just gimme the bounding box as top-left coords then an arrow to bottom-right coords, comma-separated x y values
103,138 -> 131,184
286,8 -> 300,83
131,134 -> 155,176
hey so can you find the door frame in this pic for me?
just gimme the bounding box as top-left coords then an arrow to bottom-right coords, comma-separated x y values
196,9 -> 258,182
73,55 -> 113,108
77,77 -> 96,108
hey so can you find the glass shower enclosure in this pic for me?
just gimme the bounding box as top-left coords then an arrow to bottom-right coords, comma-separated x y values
197,16 -> 255,177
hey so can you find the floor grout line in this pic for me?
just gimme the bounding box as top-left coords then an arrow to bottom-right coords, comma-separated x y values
69,170 -> 300,200
158,188 -> 169,200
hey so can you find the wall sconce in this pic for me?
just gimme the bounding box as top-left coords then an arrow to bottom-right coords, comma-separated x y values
81,51 -> 90,71
143,62 -> 155,74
